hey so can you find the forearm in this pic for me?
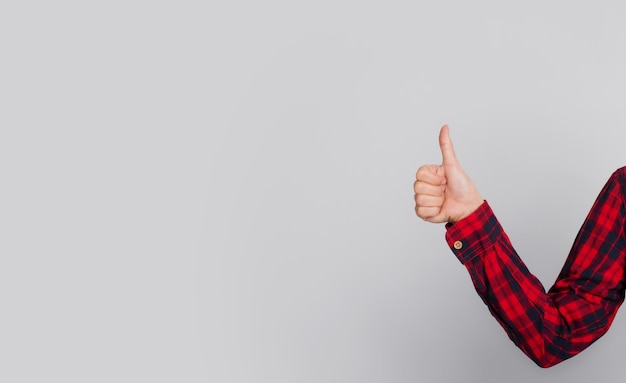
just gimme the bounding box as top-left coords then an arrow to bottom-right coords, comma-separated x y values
462,231 -> 620,368
447,190 -> 626,367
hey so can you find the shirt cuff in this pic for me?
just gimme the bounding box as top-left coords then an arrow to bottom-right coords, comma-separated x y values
445,201 -> 504,264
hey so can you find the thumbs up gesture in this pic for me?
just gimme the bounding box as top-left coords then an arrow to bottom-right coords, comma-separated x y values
414,125 -> 484,224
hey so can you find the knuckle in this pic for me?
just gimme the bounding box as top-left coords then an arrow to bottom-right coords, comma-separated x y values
415,206 -> 426,218
417,206 -> 433,219
416,166 -> 428,179
415,195 -> 423,206
416,195 -> 429,206
414,181 -> 425,193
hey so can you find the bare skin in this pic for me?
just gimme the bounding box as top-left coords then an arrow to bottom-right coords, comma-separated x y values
414,125 -> 484,224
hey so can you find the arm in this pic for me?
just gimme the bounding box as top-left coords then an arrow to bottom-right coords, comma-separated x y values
446,172 -> 626,367
414,125 -> 626,367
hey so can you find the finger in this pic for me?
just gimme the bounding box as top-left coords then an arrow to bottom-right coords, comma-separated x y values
415,206 -> 442,220
416,165 -> 446,185
439,124 -> 459,166
414,180 -> 445,196
415,194 -> 444,208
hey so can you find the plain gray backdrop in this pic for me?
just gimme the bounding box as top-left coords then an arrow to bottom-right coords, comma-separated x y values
3,1 -> 626,382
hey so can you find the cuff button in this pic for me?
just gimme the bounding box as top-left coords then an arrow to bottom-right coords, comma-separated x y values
453,241 -> 463,250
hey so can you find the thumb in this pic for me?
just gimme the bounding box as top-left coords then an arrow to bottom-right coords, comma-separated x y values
439,124 -> 459,166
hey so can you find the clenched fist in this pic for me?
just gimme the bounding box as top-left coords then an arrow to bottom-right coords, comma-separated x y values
414,125 -> 484,224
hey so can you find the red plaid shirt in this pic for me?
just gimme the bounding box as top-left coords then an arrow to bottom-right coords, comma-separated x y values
445,167 -> 626,368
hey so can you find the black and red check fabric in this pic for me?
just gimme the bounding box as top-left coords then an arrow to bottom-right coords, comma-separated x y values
445,167 -> 626,368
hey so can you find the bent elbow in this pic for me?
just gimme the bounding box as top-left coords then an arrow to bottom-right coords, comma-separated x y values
533,357 -> 562,369
518,340 -> 570,368
524,341 -> 580,368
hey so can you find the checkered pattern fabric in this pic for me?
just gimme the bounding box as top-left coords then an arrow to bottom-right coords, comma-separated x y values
445,167 -> 626,368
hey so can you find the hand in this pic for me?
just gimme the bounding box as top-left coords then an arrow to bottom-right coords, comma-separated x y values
414,125 -> 484,224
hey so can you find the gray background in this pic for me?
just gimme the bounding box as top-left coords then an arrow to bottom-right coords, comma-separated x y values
2,1 -> 626,382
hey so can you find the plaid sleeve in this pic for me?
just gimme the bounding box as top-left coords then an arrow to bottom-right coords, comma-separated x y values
445,167 -> 626,368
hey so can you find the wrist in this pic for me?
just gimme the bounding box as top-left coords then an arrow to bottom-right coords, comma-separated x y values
450,197 -> 484,224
